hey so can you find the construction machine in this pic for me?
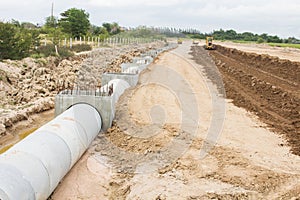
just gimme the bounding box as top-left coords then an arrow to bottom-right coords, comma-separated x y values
205,36 -> 215,50
177,38 -> 183,44
192,39 -> 200,45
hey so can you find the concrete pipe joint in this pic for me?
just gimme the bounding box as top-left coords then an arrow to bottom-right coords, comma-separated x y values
0,103 -> 102,200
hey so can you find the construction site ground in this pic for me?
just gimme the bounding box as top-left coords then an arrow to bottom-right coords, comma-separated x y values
50,41 -> 300,199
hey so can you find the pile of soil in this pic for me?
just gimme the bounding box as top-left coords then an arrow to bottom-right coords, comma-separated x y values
0,42 -> 165,144
191,45 -> 300,155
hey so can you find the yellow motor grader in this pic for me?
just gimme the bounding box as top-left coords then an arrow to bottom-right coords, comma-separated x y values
205,36 -> 215,50
177,38 -> 183,44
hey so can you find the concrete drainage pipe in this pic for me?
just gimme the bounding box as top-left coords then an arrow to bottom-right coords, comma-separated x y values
0,103 -> 102,200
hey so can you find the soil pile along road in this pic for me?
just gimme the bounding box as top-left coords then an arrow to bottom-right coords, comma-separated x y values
0,42 -> 164,150
191,45 -> 300,155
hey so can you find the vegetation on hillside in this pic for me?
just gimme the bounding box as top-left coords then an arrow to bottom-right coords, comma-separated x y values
58,8 -> 90,38
0,22 -> 39,60
1,7 -> 299,60
0,7 -> 124,60
182,29 -> 300,44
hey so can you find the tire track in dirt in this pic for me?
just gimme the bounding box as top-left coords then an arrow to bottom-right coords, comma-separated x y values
191,45 -> 300,155
212,50 -> 299,97
215,46 -> 300,84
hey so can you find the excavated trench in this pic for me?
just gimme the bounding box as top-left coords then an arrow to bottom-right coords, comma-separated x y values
191,45 -> 300,155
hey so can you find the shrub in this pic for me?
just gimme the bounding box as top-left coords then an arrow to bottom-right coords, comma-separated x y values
35,45 -> 74,58
0,22 -> 40,60
69,44 -> 92,52
257,38 -> 265,44
30,53 -> 45,59
35,45 -> 57,57
58,47 -> 74,58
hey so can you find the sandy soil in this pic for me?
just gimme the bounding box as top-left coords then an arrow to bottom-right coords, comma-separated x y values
215,41 -> 300,62
51,41 -> 300,199
203,45 -> 299,155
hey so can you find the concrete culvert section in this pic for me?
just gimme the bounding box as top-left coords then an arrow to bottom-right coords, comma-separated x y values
0,104 -> 102,200
101,79 -> 131,110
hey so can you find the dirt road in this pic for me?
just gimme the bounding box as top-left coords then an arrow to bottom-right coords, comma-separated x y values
214,41 -> 300,62
52,41 -> 300,199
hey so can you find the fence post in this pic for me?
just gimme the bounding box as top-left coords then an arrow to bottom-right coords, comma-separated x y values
70,38 -> 72,48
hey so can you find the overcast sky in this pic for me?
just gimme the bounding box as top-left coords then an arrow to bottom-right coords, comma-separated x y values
0,0 -> 299,38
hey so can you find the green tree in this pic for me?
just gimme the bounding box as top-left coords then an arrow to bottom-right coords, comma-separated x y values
102,22 -> 112,33
257,37 -> 265,44
0,22 -> 39,60
0,22 -> 17,59
45,16 -> 58,28
58,8 -> 90,37
102,22 -> 121,35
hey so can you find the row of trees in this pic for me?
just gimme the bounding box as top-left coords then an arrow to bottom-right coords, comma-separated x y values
183,29 -> 300,44
44,8 -> 121,38
0,8 -> 122,60
211,29 -> 283,43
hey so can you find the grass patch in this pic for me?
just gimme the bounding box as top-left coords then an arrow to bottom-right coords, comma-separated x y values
34,44 -> 92,58
232,40 -> 255,44
268,43 -> 300,49
71,44 -> 92,53
34,45 -> 74,58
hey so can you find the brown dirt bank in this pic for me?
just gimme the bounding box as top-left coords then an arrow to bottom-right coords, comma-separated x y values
0,42 -> 165,150
191,45 -> 300,155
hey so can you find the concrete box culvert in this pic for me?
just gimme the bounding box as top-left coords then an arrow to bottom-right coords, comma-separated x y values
102,72 -> 139,87
55,93 -> 114,131
121,63 -> 147,72
0,104 -> 102,200
142,50 -> 158,58
123,66 -> 140,74
132,56 -> 153,64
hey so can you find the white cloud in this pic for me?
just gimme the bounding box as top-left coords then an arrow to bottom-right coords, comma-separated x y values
0,0 -> 299,38
85,0 -> 185,7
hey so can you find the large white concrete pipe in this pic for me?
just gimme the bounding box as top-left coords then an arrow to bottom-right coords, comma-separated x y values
108,79 -> 130,106
0,103 -> 102,200
100,79 -> 130,120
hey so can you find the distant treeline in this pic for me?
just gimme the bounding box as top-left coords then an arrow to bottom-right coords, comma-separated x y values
181,29 -> 300,44
141,27 -> 300,44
